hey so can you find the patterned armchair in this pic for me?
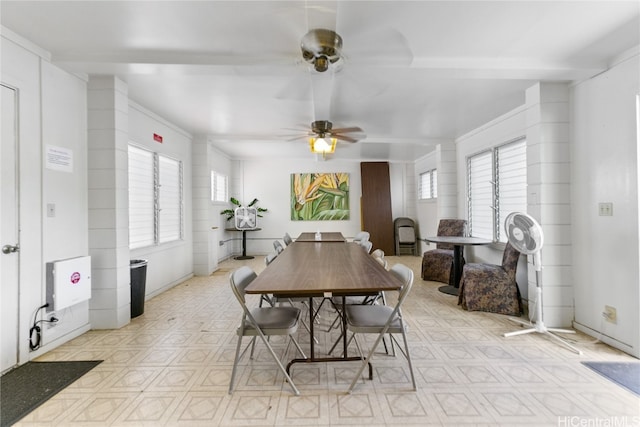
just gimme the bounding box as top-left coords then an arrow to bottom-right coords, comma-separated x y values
457,242 -> 522,315
421,219 -> 467,284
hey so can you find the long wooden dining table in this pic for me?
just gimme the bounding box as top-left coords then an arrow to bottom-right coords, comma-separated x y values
245,235 -> 403,375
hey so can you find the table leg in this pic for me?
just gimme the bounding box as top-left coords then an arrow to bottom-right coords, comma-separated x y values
234,230 -> 254,260
285,296 -> 372,379
438,245 -> 463,296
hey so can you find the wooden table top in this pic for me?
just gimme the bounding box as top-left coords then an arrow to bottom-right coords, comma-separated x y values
246,242 -> 402,295
295,232 -> 346,242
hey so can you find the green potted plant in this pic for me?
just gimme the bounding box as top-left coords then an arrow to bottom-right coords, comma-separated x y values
220,197 -> 268,222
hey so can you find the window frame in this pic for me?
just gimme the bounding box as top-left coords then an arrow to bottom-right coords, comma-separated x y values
128,143 -> 184,249
467,137 -> 527,242
418,168 -> 438,200
211,171 -> 228,203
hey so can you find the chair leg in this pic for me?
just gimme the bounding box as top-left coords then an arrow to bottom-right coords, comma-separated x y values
228,334 -> 244,394
290,335 -> 307,359
400,324 -> 417,391
347,325 -> 393,394
254,332 -> 300,395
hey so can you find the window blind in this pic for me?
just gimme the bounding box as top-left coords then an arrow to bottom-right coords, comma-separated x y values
496,138 -> 527,242
128,146 -> 155,249
419,169 -> 437,199
211,171 -> 228,202
468,150 -> 494,240
158,155 -> 182,243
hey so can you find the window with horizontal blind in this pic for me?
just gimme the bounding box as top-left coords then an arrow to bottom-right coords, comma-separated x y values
158,156 -> 182,243
128,144 -> 183,249
128,146 -> 155,249
418,169 -> 437,199
467,137 -> 527,242
211,171 -> 228,202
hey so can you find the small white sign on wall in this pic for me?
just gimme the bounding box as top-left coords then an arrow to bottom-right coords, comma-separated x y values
46,145 -> 73,172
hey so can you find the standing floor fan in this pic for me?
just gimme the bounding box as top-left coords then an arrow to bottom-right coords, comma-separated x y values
503,212 -> 582,355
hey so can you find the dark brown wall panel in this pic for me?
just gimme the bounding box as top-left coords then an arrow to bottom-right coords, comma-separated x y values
360,162 -> 395,254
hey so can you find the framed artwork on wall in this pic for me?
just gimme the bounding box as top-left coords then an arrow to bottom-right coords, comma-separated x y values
291,172 -> 350,220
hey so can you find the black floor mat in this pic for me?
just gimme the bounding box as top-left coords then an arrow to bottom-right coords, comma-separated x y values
0,360 -> 102,426
582,361 -> 640,396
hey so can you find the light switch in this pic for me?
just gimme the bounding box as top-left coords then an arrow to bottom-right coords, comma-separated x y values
598,202 -> 613,216
47,203 -> 56,217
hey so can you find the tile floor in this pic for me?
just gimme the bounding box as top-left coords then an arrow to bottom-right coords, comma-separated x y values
19,255 -> 640,426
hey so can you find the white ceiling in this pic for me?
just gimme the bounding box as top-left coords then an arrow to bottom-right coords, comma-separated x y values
2,1 -> 638,161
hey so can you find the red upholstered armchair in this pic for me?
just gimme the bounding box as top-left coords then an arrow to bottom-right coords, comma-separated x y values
421,219 -> 467,284
457,242 -> 523,315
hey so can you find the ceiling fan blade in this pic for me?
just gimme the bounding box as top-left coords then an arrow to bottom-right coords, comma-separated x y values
342,26 -> 413,67
331,126 -> 363,133
334,133 -> 363,143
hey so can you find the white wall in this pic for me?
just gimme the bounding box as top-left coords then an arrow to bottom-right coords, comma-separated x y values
40,61 -> 91,345
128,102 -> 194,298
571,52 -> 640,357
217,158 -> 414,258
1,32 -> 90,361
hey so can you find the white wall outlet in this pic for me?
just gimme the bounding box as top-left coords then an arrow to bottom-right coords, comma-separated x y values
46,314 -> 60,329
598,202 -> 613,216
603,305 -> 617,324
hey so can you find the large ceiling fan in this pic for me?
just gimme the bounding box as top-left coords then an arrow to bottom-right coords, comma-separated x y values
300,28 -> 343,73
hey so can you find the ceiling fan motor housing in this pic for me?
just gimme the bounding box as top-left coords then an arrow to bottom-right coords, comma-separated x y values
301,29 -> 343,72
311,120 -> 333,135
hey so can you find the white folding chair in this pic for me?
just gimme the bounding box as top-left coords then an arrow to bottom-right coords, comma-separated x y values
283,232 -> 293,246
345,263 -> 416,393
229,266 -> 306,395
353,231 -> 370,243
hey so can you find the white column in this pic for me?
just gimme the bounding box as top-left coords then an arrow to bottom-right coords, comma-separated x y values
192,136 -> 218,275
525,82 -> 572,327
87,76 -> 131,329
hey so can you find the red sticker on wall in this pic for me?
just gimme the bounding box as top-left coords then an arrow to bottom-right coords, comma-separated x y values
70,272 -> 81,284
153,133 -> 163,143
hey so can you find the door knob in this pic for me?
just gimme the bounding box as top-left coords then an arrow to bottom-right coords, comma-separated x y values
2,244 -> 19,254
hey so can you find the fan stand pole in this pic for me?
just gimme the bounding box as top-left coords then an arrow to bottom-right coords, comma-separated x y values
504,270 -> 583,355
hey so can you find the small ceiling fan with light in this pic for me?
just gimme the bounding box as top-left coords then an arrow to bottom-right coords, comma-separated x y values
285,120 -> 365,158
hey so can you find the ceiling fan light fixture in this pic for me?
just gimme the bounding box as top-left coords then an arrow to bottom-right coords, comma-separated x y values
310,136 -> 337,155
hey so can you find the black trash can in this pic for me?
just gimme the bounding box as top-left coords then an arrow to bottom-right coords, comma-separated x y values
130,259 -> 148,318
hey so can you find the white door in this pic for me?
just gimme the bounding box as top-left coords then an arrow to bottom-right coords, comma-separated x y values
1,84 -> 20,373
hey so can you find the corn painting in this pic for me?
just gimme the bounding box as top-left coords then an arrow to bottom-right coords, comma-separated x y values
291,173 -> 350,220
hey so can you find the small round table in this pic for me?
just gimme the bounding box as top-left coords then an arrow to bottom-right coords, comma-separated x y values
423,236 -> 492,295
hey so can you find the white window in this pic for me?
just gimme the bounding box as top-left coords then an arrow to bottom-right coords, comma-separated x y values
128,146 -> 155,249
158,156 -> 182,243
211,171 -> 228,202
467,137 -> 527,242
128,144 -> 183,249
419,169 -> 437,199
